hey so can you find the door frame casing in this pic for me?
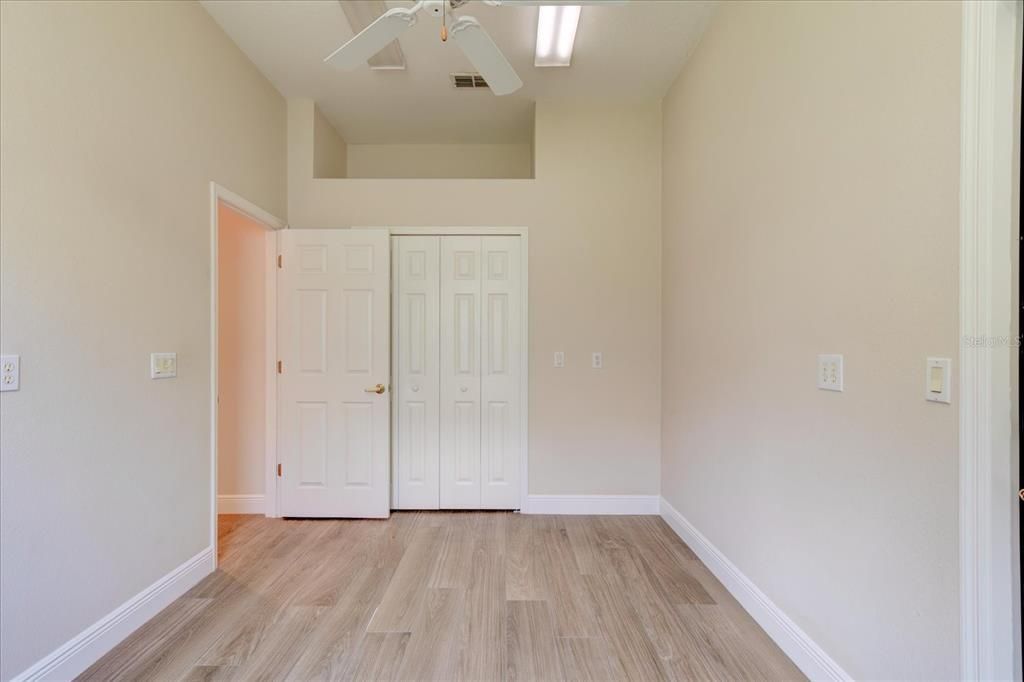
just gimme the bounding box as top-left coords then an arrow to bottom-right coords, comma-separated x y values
358,226 -> 530,512
958,1 -> 1022,679
209,182 -> 286,562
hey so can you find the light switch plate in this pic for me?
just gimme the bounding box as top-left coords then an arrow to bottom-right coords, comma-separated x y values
554,351 -> 565,368
817,354 -> 843,391
1,355 -> 20,392
151,352 -> 177,379
925,357 -> 951,404
592,352 -> 603,369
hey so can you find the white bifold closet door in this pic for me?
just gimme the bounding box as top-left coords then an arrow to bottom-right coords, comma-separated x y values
393,235 -> 521,510
392,237 -> 441,509
476,236 -> 522,509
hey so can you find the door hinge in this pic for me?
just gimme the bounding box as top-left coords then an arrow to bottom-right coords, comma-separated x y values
277,360 -> 282,374
277,463 -> 282,477
277,254 -> 282,269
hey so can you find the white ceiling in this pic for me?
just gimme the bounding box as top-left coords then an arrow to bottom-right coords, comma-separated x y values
201,1 -> 714,144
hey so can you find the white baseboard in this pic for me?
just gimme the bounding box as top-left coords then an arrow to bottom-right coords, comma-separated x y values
659,498 -> 851,682
12,546 -> 215,682
217,493 -> 265,515
524,494 -> 660,515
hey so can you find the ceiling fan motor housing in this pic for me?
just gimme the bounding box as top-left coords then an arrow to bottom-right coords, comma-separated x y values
423,1 -> 446,18
423,1 -> 471,17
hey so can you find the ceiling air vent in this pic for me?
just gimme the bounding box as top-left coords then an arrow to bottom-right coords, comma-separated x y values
451,72 -> 489,90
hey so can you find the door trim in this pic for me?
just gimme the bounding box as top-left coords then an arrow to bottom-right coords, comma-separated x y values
359,226 -> 529,512
958,1 -> 1022,679
209,182 -> 286,563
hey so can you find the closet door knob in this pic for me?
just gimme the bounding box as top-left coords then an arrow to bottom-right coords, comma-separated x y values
460,386 -> 468,393
411,385 -> 420,392
364,384 -> 386,395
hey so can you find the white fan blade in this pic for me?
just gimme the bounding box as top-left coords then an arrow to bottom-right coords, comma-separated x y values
324,7 -> 418,70
449,16 -> 523,96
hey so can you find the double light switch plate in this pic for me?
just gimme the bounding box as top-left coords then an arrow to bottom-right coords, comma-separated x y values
151,353 -> 177,379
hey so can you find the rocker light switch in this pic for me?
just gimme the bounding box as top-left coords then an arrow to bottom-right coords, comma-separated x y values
925,357 -> 951,404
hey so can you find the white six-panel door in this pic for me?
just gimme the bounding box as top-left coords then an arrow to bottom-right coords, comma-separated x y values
393,237 -> 441,509
393,235 -> 521,510
277,229 -> 390,518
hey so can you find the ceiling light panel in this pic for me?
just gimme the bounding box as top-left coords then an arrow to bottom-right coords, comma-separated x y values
535,5 -> 581,67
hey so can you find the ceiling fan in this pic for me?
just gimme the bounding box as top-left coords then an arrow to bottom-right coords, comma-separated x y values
324,1 -> 619,96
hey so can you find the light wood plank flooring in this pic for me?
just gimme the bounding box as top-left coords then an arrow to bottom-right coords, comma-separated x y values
82,513 -> 804,681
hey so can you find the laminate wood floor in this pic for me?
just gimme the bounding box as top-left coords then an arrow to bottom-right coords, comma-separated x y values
82,513 -> 804,681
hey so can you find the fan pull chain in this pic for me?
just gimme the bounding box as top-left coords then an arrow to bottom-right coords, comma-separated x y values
441,0 -> 448,41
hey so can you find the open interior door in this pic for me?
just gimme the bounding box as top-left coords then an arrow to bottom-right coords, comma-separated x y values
277,229 -> 390,518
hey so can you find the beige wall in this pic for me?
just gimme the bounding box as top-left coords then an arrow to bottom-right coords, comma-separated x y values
217,204 -> 267,497
0,1 -> 286,677
346,143 -> 533,179
660,1 -> 961,679
313,104 -> 347,179
289,98 -> 662,497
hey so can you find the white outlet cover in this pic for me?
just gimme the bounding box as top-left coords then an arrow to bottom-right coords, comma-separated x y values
817,354 -> 843,391
592,352 -> 603,369
1,355 -> 20,392
151,352 -> 177,379
553,351 -> 565,368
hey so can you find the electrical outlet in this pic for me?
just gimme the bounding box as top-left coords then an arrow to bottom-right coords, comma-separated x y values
553,351 -> 565,368
817,354 -> 843,391
592,352 -> 603,369
1,355 -> 20,392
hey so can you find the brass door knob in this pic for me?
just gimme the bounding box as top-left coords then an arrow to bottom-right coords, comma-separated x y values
364,384 -> 386,395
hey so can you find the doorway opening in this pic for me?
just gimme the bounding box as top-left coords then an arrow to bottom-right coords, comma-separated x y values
209,183 -> 284,563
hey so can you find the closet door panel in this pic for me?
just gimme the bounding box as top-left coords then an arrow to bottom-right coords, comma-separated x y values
440,237 -> 482,509
480,237 -> 521,509
393,237 -> 440,509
